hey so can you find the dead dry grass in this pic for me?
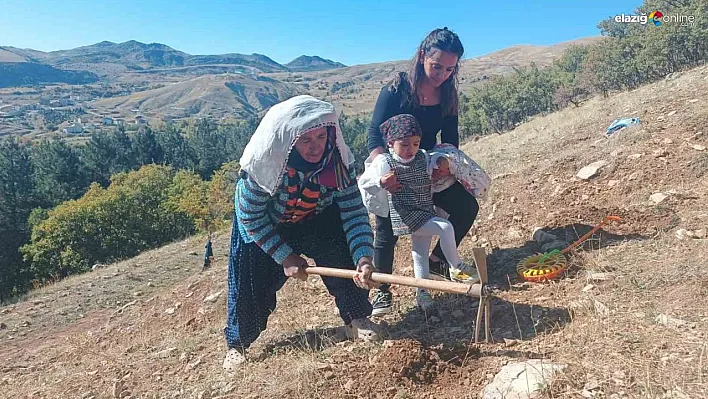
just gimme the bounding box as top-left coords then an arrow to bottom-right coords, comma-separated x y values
1,66 -> 708,399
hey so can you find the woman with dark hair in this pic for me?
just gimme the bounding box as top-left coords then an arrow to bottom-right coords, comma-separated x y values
365,27 -> 480,316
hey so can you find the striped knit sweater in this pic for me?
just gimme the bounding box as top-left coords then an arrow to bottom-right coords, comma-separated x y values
235,167 -> 374,265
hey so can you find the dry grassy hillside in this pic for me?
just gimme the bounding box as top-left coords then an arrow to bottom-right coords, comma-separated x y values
92,74 -> 304,120
0,64 -> 706,399
268,37 -> 605,115
0,48 -> 28,63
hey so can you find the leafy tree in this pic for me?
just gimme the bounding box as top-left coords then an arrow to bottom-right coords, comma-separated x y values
21,165 -> 194,280
167,161 -> 238,237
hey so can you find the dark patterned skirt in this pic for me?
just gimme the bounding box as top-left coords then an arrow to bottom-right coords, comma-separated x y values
223,203 -> 373,350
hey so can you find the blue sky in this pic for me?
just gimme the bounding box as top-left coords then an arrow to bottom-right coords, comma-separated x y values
1,0 -> 644,66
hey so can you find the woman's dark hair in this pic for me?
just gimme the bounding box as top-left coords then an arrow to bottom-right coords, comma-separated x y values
391,27 -> 464,116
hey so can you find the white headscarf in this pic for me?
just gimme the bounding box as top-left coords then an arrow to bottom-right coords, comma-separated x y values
239,95 -> 355,196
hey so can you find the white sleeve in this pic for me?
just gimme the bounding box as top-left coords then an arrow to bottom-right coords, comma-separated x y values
422,150 -> 434,176
358,154 -> 391,192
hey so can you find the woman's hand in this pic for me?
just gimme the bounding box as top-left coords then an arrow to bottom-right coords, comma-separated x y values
369,146 -> 386,159
353,257 -> 378,290
431,157 -> 452,180
380,171 -> 402,193
282,253 -> 309,281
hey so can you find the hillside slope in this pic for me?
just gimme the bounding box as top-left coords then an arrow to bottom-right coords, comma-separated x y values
270,37 -> 606,114
1,65 -> 705,399
92,73 -> 304,119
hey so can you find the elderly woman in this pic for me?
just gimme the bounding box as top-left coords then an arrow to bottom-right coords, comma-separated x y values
223,95 -> 384,371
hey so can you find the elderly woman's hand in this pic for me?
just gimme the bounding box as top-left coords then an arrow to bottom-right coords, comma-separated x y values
283,253 -> 309,281
353,257 -> 379,290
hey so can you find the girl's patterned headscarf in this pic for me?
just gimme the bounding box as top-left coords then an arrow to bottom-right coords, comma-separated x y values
380,114 -> 422,142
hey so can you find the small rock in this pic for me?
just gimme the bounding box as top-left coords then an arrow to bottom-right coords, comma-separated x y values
0,323 -> 6,329
582,284 -> 595,292
675,229 -> 692,240
695,229 -> 706,239
203,291 -> 223,303
132,291 -> 142,297
429,316 -> 441,323
627,153 -> 643,160
186,358 -> 202,371
507,227 -> 523,239
451,310 -> 465,318
0,309 -> 8,314
662,138 -> 674,144
655,313 -> 694,329
586,271 -> 613,281
653,149 -> 668,158
481,360 -> 567,399
627,171 -> 642,181
324,371 -> 335,380
667,110 -> 677,117
581,194 -> 590,200
692,144 -> 706,151
607,180 -> 620,187
316,363 -> 332,371
344,379 -> 355,392
503,338 -> 518,347
650,193 -> 668,204
510,197 -> 517,203
146,282 -> 154,288
165,307 -> 176,315
155,347 -> 177,358
593,299 -> 609,317
576,160 -> 609,180
689,99 -> 698,103
189,251 -> 198,256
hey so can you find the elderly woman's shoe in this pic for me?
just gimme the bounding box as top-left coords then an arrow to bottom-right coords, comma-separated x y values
345,317 -> 386,342
222,347 -> 246,372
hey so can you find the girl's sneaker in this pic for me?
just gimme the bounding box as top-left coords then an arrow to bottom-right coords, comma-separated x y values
370,289 -> 393,316
450,261 -> 480,283
415,289 -> 435,313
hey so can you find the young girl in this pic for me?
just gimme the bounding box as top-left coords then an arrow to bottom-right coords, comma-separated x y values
365,27 -> 478,317
359,113 -> 478,313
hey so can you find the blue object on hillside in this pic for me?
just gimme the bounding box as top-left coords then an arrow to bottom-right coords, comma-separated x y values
606,117 -> 641,136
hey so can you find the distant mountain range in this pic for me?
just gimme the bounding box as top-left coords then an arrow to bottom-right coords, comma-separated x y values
285,55 -> 346,72
0,40 -> 345,73
0,36 -> 605,124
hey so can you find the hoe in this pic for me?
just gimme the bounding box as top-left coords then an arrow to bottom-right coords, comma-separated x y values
305,247 -> 494,343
